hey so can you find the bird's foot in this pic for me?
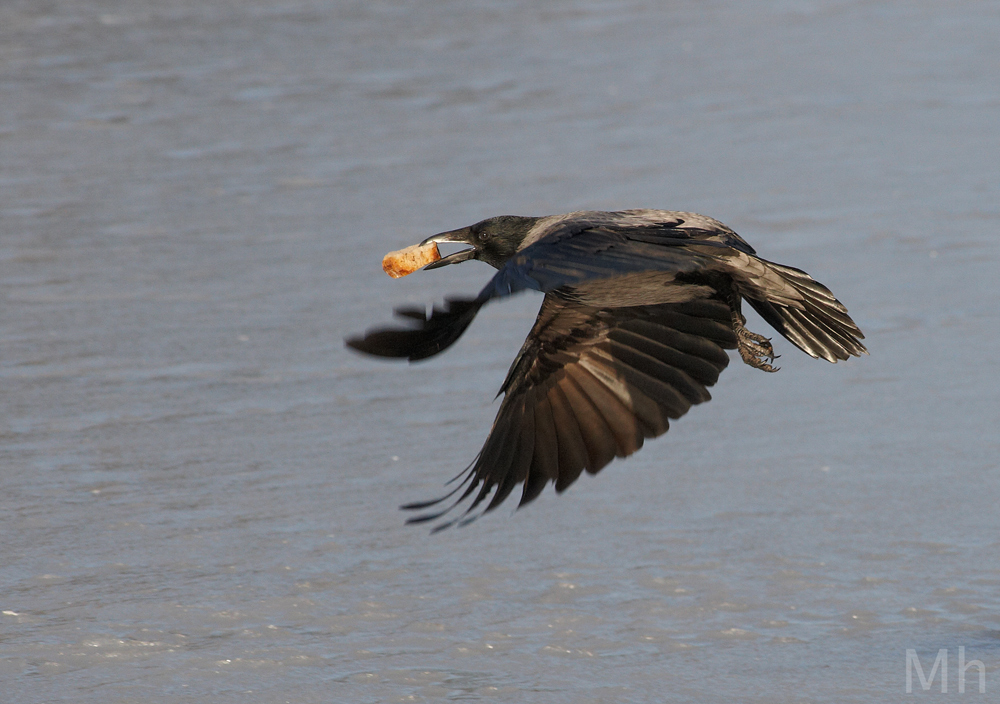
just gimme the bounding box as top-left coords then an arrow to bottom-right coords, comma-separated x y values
736,325 -> 780,373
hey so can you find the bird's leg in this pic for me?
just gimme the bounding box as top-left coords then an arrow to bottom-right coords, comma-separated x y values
728,292 -> 779,373
736,326 -> 779,372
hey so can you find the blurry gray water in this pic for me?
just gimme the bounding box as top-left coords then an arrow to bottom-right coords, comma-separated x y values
2,1 -> 999,702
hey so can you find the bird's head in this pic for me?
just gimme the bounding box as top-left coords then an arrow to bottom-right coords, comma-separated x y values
421,215 -> 539,270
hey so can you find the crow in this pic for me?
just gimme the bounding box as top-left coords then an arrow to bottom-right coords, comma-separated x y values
346,209 -> 866,530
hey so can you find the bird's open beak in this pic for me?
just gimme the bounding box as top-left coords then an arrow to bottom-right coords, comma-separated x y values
420,227 -> 477,269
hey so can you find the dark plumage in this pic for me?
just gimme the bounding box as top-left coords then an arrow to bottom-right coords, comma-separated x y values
346,209 -> 866,530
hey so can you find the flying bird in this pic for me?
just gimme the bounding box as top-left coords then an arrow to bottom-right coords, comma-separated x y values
346,209 -> 866,529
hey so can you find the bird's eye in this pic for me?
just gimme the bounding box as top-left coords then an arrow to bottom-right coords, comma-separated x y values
478,231 -> 491,243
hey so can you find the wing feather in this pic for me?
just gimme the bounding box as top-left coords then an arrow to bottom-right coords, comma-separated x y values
405,294 -> 735,528
559,371 -> 619,473
547,382 -> 590,492
566,365 -> 644,458
520,395 -> 559,506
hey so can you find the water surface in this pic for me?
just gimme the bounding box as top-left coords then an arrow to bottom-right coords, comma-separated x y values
1,1 -> 999,702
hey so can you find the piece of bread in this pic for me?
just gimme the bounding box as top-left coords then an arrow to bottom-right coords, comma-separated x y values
382,242 -> 441,278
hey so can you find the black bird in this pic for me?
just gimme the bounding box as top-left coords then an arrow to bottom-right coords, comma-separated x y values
347,209 -> 866,529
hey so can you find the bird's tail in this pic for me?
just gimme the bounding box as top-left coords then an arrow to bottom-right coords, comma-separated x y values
742,260 -> 867,362
345,296 -> 486,362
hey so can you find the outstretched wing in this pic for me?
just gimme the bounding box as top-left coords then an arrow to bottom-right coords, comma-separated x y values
345,296 -> 485,361
404,294 -> 738,530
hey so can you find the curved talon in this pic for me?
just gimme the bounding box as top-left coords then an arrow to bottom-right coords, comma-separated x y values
735,322 -> 780,372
